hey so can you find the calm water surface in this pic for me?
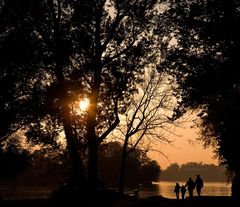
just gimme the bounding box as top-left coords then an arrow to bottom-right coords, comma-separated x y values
0,181 -> 231,200
139,181 -> 231,199
0,186 -> 55,200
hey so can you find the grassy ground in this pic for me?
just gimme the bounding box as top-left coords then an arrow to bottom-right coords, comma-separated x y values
135,196 -> 233,207
1,195 -> 234,207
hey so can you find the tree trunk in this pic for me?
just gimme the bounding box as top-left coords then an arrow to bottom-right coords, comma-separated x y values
119,139 -> 128,195
50,6 -> 87,190
86,89 -> 99,192
88,135 -> 98,192
86,60 -> 101,192
231,172 -> 240,207
62,112 -> 87,188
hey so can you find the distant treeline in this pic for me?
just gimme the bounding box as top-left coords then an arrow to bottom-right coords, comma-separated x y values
0,142 -> 161,188
160,162 -> 228,182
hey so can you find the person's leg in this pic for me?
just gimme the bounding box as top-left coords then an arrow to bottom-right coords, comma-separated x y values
197,188 -> 200,196
182,193 -> 185,199
190,190 -> 193,198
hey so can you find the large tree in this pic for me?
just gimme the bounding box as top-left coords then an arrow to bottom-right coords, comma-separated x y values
0,0 -> 161,192
113,68 -> 175,194
158,0 -> 240,201
0,0 -> 87,188
73,0 -> 161,190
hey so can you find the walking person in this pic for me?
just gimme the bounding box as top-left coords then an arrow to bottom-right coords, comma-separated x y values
195,174 -> 204,196
185,177 -> 195,198
181,185 -> 186,199
174,182 -> 181,199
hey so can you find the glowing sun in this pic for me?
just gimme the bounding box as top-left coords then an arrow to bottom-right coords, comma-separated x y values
79,98 -> 90,111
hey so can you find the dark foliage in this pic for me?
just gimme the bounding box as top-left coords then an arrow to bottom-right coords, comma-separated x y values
0,145 -> 30,178
161,162 -> 227,182
159,0 -> 240,174
0,0 -> 161,191
98,142 -> 161,188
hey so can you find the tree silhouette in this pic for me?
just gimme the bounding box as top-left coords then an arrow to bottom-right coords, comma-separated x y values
72,0 -> 161,190
161,162 -> 227,182
158,0 -> 240,200
140,160 -> 161,184
0,141 -> 30,179
0,0 -> 87,188
111,68 -> 175,194
98,141 -> 161,188
0,0 -> 161,193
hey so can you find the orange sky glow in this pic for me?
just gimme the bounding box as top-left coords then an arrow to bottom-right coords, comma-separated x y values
149,116 -> 219,170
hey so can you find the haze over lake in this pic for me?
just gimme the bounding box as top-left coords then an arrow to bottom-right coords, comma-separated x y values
139,181 -> 231,199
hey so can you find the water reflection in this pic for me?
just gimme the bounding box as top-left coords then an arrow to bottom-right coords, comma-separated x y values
138,183 -> 160,198
0,182 -> 232,200
139,181 -> 231,199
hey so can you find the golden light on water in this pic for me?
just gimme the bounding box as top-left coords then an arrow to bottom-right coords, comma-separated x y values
79,98 -> 90,111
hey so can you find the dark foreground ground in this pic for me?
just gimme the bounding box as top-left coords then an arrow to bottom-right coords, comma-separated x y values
0,195 -> 234,207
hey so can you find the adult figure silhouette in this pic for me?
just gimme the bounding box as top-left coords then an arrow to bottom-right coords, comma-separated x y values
185,177 -> 195,198
174,182 -> 181,199
195,174 -> 204,196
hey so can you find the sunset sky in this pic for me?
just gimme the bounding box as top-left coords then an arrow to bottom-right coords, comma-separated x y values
149,114 -> 219,170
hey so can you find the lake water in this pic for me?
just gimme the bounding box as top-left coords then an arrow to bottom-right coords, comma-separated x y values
0,186 -> 55,200
0,181 -> 232,200
139,181 -> 231,199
